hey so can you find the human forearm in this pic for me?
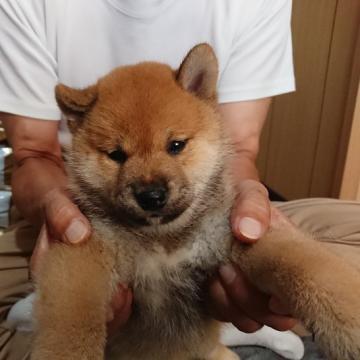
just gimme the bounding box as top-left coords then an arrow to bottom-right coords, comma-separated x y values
2,114 -> 90,243
219,99 -> 271,241
12,156 -> 67,227
230,149 -> 260,185
2,114 -> 65,226
228,148 -> 271,212
219,99 -> 270,184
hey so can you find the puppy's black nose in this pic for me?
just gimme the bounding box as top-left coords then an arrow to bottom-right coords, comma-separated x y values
133,184 -> 168,211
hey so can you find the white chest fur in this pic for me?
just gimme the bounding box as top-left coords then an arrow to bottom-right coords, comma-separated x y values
132,217 -> 232,312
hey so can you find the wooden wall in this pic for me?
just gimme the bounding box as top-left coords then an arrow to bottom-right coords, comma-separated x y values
339,81 -> 360,200
258,0 -> 360,200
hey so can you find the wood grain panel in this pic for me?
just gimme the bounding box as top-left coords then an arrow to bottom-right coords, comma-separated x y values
264,0 -> 338,199
339,82 -> 360,200
310,0 -> 360,197
334,23 -> 360,198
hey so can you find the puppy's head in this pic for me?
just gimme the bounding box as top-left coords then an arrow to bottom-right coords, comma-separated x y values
57,44 -> 226,229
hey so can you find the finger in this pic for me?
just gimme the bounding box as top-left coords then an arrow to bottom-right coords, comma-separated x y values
208,279 -> 262,333
219,264 -> 296,331
112,290 -> 132,327
231,180 -> 270,243
43,188 -> 91,244
269,296 -> 292,316
107,287 -> 133,336
107,284 -> 129,322
30,225 -> 50,277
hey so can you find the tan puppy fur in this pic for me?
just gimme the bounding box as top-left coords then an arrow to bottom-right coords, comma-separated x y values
32,44 -> 360,360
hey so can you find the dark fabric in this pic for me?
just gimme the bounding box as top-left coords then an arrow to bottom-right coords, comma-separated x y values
233,337 -> 326,359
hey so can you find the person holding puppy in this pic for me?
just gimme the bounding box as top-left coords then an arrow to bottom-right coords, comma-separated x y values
0,0 -> 359,358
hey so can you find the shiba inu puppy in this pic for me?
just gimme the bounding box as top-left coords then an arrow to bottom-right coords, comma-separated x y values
31,44 -> 360,360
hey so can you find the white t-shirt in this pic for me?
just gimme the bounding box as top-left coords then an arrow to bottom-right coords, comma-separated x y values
0,0 -> 295,139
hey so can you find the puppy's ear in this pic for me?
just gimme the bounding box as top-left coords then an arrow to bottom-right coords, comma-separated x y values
55,84 -> 98,133
176,43 -> 218,102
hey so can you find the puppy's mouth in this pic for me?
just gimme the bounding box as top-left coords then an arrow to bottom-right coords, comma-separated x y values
146,209 -> 186,225
115,204 -> 188,228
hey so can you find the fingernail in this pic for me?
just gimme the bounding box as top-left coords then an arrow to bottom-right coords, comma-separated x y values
219,264 -> 237,285
64,219 -> 88,244
237,217 -> 263,240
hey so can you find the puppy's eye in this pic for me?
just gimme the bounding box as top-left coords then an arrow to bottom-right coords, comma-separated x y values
167,140 -> 187,155
107,148 -> 128,164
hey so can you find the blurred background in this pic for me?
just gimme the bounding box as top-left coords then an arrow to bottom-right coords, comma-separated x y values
258,0 -> 360,201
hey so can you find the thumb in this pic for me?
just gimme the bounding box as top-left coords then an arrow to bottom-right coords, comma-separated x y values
231,179 -> 270,243
43,188 -> 91,244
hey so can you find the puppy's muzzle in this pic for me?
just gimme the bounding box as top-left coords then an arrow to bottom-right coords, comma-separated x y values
133,183 -> 169,212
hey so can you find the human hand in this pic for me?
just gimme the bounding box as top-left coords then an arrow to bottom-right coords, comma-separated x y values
30,187 -> 92,273
208,185 -> 296,333
30,188 -> 132,335
231,179 -> 271,243
208,264 -> 296,332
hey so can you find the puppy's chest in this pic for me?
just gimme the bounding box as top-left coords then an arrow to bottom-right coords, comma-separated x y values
134,247 -> 211,310
109,241 -> 223,357
131,230 -> 231,327
133,261 -> 210,333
